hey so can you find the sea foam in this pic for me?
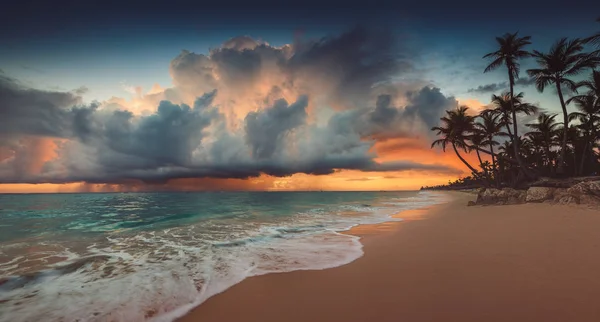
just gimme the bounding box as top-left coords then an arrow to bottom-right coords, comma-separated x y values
0,191 -> 448,322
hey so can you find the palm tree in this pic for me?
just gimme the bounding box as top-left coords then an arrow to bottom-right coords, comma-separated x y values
475,110 -> 505,185
525,134 -> 547,169
573,70 -> 600,103
469,131 -> 491,181
525,113 -> 560,171
431,106 -> 482,179
567,95 -> 600,174
484,32 -> 532,175
585,17 -> 600,47
490,92 -> 516,137
490,92 -> 538,137
526,38 -> 599,174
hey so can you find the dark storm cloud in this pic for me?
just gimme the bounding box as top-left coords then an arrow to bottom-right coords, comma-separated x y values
467,77 -> 535,94
168,26 -> 410,109
467,83 -> 506,94
102,98 -> 216,167
370,95 -> 397,125
245,96 -> 308,159
0,75 -> 83,138
365,161 -> 461,174
287,27 -> 413,106
0,86 -> 461,184
0,27 -> 464,185
211,47 -> 264,86
402,86 -> 456,129
348,86 -> 457,139
514,77 -> 536,87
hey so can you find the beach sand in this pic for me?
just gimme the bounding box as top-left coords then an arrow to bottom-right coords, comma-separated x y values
178,192 -> 600,322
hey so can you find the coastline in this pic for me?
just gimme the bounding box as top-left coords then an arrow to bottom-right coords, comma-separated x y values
177,192 -> 600,322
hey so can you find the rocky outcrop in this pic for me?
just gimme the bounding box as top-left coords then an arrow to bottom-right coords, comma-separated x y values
526,187 -> 555,203
471,180 -> 600,207
528,176 -> 600,188
475,188 -> 527,205
566,181 -> 600,206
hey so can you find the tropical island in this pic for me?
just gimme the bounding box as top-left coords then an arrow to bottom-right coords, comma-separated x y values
423,20 -> 600,206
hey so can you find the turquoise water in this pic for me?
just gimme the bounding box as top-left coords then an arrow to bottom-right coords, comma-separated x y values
0,191 -> 447,322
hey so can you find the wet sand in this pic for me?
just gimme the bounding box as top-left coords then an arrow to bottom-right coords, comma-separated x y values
179,192 -> 600,322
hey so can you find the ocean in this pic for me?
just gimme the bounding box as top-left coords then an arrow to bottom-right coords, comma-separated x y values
0,191 -> 447,322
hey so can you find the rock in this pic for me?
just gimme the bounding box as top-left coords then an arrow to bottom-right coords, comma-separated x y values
558,195 -> 579,205
467,200 -> 476,207
551,188 -> 569,204
567,180 -> 600,195
475,188 -> 527,205
580,195 -> 600,206
529,176 -> 600,189
506,196 -> 521,205
526,187 -> 555,203
518,191 -> 528,203
567,181 -> 600,206
476,188 -> 501,204
497,188 -> 520,199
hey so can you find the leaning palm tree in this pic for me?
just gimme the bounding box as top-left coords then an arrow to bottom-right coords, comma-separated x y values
526,38 -> 599,174
484,32 -> 532,174
431,106 -> 482,179
469,131 -> 491,181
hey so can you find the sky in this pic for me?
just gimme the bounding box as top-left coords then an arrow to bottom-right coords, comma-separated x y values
1,0 -> 599,192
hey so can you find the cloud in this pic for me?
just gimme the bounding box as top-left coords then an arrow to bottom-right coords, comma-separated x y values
346,86 -> 457,140
467,82 -> 507,94
346,178 -> 373,181
514,77 -> 536,87
467,77 -> 536,94
0,28 -> 462,186
364,161 -> 461,174
245,95 -> 308,159
20,64 -> 45,74
0,74 -> 83,138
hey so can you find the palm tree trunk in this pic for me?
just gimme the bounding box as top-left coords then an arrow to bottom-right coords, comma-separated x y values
591,129 -> 598,175
452,143 -> 483,181
508,74 -> 534,179
468,145 -> 520,166
505,123 -> 514,141
555,82 -> 569,175
544,143 -> 553,174
490,143 -> 498,187
475,149 -> 491,182
580,141 -> 588,176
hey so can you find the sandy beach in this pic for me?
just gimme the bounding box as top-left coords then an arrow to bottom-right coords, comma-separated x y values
179,192 -> 600,322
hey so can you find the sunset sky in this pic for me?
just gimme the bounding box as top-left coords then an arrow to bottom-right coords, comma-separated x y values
1,0 -> 599,192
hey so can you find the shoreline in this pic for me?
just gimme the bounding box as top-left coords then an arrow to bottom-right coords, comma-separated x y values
154,191 -> 451,322
177,192 -> 600,322
171,191 -> 460,322
150,191 -> 454,322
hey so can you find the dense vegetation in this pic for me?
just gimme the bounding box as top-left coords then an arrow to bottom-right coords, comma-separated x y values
427,19 -> 600,189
